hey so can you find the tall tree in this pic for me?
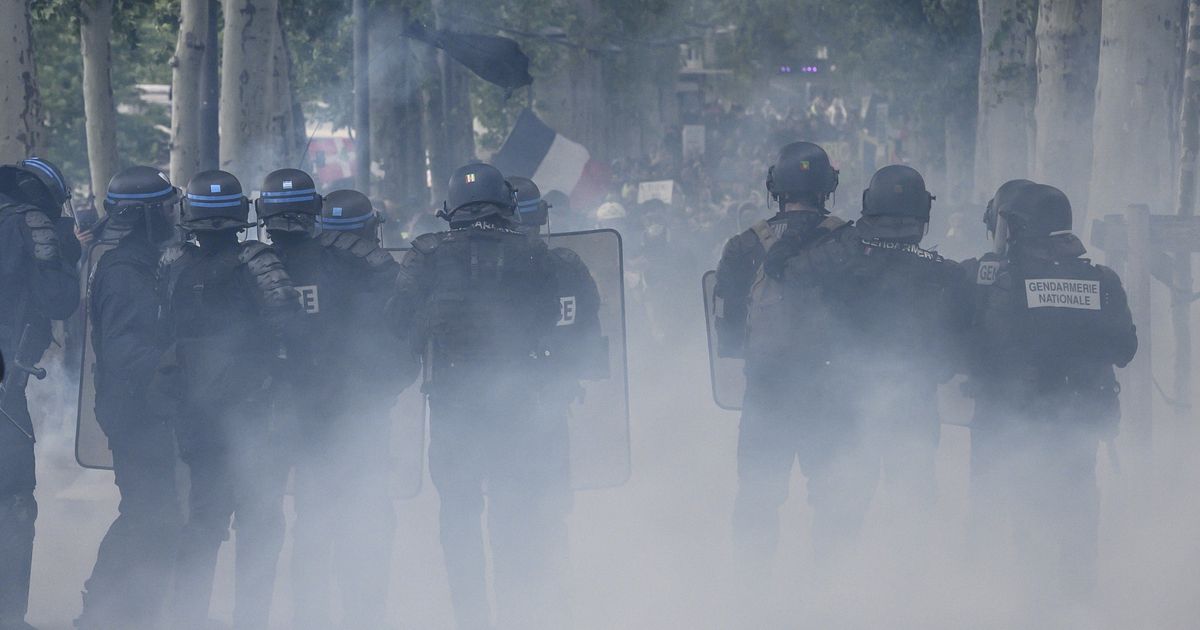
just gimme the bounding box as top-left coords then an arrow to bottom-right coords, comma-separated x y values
352,0 -> 369,192
80,0 -> 118,200
969,0 -> 1036,200
0,0 -> 40,161
974,0 -> 1037,201
1173,0 -> 1200,440
199,0 -> 220,171
1032,0 -> 1100,215
171,0 -> 210,186
370,5 -> 427,210
432,0 -> 475,184
1090,0 -> 1183,217
219,0 -> 278,187
267,2 -> 301,168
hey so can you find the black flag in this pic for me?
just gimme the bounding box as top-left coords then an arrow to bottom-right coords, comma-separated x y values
405,21 -> 533,92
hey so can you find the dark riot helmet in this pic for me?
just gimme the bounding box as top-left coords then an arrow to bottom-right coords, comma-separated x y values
766,141 -> 839,206
103,166 -> 180,244
181,170 -> 252,231
999,183 -> 1073,242
861,165 -> 935,221
256,168 -> 321,234
984,179 -> 1035,237
0,157 -> 71,217
319,189 -> 382,234
507,176 -> 549,228
440,162 -> 517,224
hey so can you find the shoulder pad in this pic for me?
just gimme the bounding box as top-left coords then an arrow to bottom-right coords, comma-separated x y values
318,231 -> 340,247
411,232 -> 442,255
325,231 -> 393,268
159,243 -> 190,268
1095,263 -> 1123,285
817,215 -> 848,232
23,209 -> 53,229
330,232 -> 359,251
237,241 -> 272,265
551,246 -> 583,266
339,233 -> 378,259
25,209 -> 59,261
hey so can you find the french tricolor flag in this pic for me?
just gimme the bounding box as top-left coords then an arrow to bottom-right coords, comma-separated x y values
493,108 -> 609,210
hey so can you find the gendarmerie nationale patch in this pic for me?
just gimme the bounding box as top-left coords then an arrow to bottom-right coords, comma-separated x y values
1025,278 -> 1100,310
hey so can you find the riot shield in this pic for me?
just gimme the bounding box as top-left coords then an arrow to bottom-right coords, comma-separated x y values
547,229 -> 630,490
75,241 -> 117,469
386,247 -> 429,499
702,270 -> 746,411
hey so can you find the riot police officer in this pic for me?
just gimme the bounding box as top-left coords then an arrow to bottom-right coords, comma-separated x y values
254,169 -> 403,630
75,166 -> 182,629
969,183 -> 1136,599
388,163 -> 561,630
319,188 -> 386,243
787,165 -> 971,512
961,178 -> 1036,553
713,142 -> 862,582
509,175 -> 606,627
165,170 -> 300,630
0,157 -> 80,630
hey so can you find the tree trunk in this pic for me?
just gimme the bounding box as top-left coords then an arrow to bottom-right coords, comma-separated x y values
370,6 -> 427,213
1090,0 -> 1182,219
973,0 -> 1037,202
433,0 -> 475,175
1172,0 -> 1200,450
0,0 -> 40,161
536,0 -> 609,163
1033,0 -> 1101,216
199,0 -> 220,172
424,47 -> 449,202
171,0 -> 209,187
945,99 -> 977,205
80,0 -> 119,200
353,0 -> 370,192
267,4 -> 300,168
219,0 -> 278,188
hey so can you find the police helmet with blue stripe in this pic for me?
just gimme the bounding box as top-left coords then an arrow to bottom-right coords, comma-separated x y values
320,189 -> 381,234
181,170 -> 252,231
103,166 -> 180,242
507,176 -> 548,229
0,156 -> 71,216
256,168 -> 322,234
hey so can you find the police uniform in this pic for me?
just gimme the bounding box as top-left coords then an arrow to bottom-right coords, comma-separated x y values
164,229 -> 301,629
807,222 -> 970,508
77,225 -> 181,629
390,216 -> 561,630
970,229 -> 1135,597
0,172 -> 80,628
275,229 -> 404,630
715,208 -> 872,574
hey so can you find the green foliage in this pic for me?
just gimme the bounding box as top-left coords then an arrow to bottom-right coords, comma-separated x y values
281,0 -> 353,129
29,0 -> 177,192
24,0 -> 983,184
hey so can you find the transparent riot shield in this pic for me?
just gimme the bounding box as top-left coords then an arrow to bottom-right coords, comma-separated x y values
75,241 -> 117,469
547,229 -> 630,490
702,270 -> 746,411
386,247 -> 429,499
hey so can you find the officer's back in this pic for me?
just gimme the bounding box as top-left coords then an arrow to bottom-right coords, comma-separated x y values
390,164 -> 559,395
975,184 -> 1136,416
800,165 -> 969,381
713,141 -> 847,382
